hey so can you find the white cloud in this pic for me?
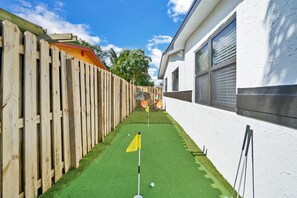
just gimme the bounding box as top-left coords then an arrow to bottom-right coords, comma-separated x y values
146,35 -> 172,85
149,48 -> 162,67
167,0 -> 194,23
147,35 -> 172,68
148,67 -> 157,76
147,35 -> 173,51
101,44 -> 123,54
13,1 -> 100,45
54,1 -> 64,8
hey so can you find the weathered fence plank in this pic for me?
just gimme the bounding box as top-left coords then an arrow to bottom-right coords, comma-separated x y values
85,63 -> 91,152
24,31 -> 38,197
39,39 -> 52,193
103,71 -> 107,136
79,60 -> 87,156
60,52 -> 71,172
51,46 -> 63,182
94,68 -> 99,144
98,69 -> 104,142
66,58 -> 82,168
1,20 -> 20,198
90,66 -> 95,147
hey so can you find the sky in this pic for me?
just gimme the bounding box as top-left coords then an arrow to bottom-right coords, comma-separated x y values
1,0 -> 194,85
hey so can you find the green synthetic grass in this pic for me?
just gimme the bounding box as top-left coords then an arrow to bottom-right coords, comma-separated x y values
41,110 -> 233,198
122,109 -> 172,124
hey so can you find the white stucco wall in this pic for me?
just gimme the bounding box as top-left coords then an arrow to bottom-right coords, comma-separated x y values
237,0 -> 297,87
162,0 -> 297,197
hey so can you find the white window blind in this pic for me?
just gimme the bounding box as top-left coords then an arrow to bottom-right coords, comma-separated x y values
195,74 -> 209,103
212,64 -> 236,108
212,20 -> 236,67
195,44 -> 209,73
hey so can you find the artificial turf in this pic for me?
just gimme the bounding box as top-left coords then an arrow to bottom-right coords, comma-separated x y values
42,110 -> 232,198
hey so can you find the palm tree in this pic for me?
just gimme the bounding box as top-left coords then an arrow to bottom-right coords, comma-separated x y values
108,48 -> 119,65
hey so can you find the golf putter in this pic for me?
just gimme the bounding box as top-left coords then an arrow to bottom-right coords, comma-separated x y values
232,125 -> 250,198
242,129 -> 252,198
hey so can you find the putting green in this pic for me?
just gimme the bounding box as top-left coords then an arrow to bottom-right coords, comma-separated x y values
56,111 -> 231,198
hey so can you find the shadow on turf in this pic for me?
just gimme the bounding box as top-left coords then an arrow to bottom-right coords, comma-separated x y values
168,114 -> 236,197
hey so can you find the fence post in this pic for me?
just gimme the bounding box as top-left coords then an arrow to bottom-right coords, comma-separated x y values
66,58 -> 82,168
1,20 -> 20,198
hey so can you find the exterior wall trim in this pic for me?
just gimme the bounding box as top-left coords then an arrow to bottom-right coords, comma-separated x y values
237,85 -> 297,129
164,90 -> 192,102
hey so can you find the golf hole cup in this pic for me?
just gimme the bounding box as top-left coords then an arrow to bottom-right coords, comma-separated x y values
150,182 -> 155,188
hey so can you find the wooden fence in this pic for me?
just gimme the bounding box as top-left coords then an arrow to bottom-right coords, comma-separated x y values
0,20 -> 161,198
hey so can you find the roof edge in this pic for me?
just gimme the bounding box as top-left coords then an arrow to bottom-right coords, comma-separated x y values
158,0 -> 201,79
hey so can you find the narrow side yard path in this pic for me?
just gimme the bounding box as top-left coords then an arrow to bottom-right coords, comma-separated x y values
48,111 -> 232,198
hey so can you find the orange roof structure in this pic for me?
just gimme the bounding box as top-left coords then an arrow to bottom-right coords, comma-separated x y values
51,43 -> 108,70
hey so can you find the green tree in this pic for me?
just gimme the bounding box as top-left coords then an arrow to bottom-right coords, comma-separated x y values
110,49 -> 154,86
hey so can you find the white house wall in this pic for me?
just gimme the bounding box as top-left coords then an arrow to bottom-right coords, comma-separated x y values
163,0 -> 297,197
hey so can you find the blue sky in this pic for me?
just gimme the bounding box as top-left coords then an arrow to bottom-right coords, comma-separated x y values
1,0 -> 194,84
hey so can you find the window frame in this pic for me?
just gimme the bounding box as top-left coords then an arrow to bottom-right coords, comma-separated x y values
195,16 -> 236,111
172,67 -> 179,91
164,78 -> 168,92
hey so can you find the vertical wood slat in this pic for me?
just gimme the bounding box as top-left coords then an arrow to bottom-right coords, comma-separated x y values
90,66 -> 95,147
60,52 -> 71,172
102,71 -> 105,136
105,72 -> 109,135
1,20 -> 20,198
104,72 -> 107,135
98,69 -> 104,142
119,79 -> 122,123
126,82 -> 128,117
111,75 -> 115,130
94,68 -> 98,144
104,71 -> 107,135
51,47 -> 62,182
109,73 -> 112,132
24,31 -> 38,197
79,61 -> 87,156
85,63 -> 91,152
66,58 -> 82,168
108,72 -> 110,133
39,40 -> 52,192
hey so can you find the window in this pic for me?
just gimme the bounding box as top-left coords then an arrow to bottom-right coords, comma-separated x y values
172,68 -> 179,91
164,78 -> 168,92
195,19 -> 236,110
